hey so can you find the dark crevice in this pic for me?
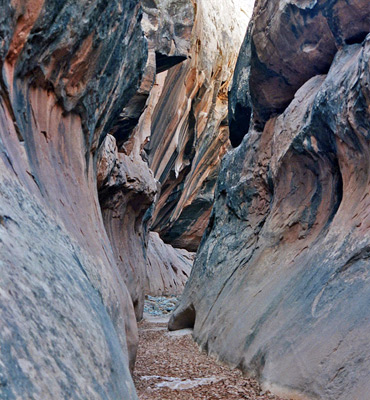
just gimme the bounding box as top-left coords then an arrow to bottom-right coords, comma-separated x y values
155,52 -> 187,74
229,102 -> 252,148
345,31 -> 369,45
0,79 -> 24,142
0,215 -> 19,228
327,159 -> 343,225
111,93 -> 149,148
338,246 -> 370,274
133,299 -> 140,318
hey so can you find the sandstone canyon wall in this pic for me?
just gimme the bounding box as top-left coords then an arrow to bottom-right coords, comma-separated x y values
97,0 -> 253,317
0,0 -> 251,398
170,1 -> 370,399
96,0 -> 199,319
0,1 -> 148,398
146,231 -> 193,296
145,0 -> 253,252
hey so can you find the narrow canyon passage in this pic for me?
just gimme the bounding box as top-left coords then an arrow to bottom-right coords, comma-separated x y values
1,0 -> 370,399
133,297 -> 287,400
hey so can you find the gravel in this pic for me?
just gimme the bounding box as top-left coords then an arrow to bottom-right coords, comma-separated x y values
144,295 -> 180,316
134,296 -> 289,400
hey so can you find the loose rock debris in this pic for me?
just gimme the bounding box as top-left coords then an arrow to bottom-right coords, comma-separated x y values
144,295 -> 179,316
134,297 -> 288,400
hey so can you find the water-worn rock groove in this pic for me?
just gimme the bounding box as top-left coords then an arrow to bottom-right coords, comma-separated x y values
1,0 -> 370,400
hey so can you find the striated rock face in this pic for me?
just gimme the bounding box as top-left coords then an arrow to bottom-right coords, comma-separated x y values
146,232 -> 193,296
98,0 -> 196,319
97,134 -> 157,320
171,2 -> 370,399
144,0 -> 253,252
0,0 -> 147,398
112,0 -> 194,148
98,0 -> 252,315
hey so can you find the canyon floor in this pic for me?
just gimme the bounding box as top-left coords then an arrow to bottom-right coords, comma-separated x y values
133,297 -> 287,400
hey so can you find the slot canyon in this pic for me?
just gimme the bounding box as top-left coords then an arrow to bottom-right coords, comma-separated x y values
0,0 -> 369,399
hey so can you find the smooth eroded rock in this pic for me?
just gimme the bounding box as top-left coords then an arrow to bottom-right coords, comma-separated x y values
146,232 -> 194,296
233,0 -> 370,129
0,0 -> 147,397
171,8 -> 370,400
146,0 -> 254,251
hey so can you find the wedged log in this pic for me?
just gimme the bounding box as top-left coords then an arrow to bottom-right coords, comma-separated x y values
112,0 -> 195,148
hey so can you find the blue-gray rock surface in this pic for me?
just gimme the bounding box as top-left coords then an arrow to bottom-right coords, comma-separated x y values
170,2 -> 370,399
0,0 -> 146,398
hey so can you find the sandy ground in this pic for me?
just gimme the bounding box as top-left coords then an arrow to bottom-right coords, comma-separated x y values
133,314 -> 287,400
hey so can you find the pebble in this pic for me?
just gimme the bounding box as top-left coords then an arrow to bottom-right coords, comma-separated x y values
144,295 -> 179,316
